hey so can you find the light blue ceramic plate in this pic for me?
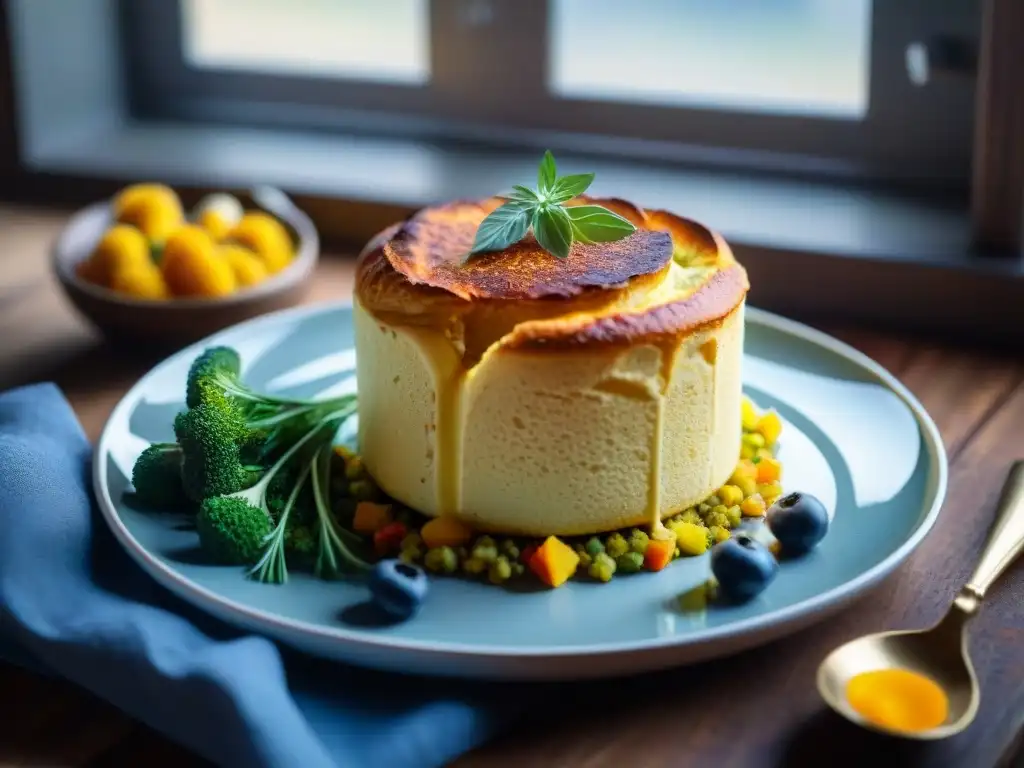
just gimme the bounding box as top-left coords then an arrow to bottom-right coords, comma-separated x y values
94,303 -> 947,681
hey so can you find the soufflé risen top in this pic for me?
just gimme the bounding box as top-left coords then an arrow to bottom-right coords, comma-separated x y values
354,196 -> 749,537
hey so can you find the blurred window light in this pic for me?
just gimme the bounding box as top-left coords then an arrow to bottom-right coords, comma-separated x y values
550,0 -> 871,119
182,0 -> 430,84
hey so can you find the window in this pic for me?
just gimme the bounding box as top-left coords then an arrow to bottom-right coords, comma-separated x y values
127,0 -> 980,188
182,0 -> 430,84
550,0 -> 871,119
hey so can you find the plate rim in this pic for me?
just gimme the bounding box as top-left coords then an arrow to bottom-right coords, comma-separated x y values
93,300 -> 948,660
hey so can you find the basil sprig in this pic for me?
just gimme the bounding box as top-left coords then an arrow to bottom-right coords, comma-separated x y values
466,151 -> 636,262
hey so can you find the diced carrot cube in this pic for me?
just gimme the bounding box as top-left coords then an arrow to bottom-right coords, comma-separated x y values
352,501 -> 393,534
421,516 -> 474,549
644,538 -> 675,572
528,536 -> 580,588
756,457 -> 782,484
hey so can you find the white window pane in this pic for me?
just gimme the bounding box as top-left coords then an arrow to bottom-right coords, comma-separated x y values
550,0 -> 871,118
182,0 -> 430,85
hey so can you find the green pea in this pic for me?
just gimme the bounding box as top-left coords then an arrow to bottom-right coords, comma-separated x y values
710,504 -> 731,529
588,553 -> 616,582
742,432 -> 766,449
592,551 -> 616,574
680,509 -> 702,526
488,555 -> 513,584
471,542 -> 499,564
500,539 -> 520,560
589,562 -> 614,582
584,537 -> 605,557
628,530 -> 650,554
425,546 -> 457,573
605,533 -> 629,558
616,551 -> 644,574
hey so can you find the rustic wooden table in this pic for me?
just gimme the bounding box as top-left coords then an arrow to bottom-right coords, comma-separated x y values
1,205 -> 1022,768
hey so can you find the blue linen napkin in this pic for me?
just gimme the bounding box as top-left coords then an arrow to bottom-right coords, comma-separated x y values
0,383 -> 523,768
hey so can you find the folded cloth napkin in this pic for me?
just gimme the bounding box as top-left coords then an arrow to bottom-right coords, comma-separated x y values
0,383 -> 525,768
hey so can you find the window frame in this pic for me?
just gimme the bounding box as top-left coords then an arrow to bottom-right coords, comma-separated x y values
125,0 -> 979,190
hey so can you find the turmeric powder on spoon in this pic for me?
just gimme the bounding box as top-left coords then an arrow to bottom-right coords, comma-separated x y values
845,669 -> 949,733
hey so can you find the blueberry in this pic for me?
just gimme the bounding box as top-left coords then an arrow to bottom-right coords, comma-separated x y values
368,559 -> 429,620
710,535 -> 778,602
767,492 -> 829,556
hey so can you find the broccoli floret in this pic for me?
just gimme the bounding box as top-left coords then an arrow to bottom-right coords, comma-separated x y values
186,346 -> 240,409
175,399 -> 259,502
131,443 -> 186,510
195,496 -> 272,565
170,344 -> 369,583
185,346 -> 342,467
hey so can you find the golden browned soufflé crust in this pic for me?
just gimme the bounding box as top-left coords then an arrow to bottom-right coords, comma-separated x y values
355,195 -> 749,356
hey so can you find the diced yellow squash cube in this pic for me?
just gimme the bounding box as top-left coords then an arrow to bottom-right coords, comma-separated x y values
759,482 -> 784,505
718,484 -> 744,506
730,460 -> 758,497
740,493 -> 767,517
674,522 -> 709,556
756,410 -> 783,446
741,396 -> 759,431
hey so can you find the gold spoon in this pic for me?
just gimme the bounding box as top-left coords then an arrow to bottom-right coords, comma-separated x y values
817,459 -> 1024,739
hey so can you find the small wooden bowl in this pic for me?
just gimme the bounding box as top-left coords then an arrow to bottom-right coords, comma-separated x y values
52,187 -> 319,348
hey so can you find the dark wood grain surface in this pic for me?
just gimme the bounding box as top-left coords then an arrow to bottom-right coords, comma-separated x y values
0,205 -> 1021,768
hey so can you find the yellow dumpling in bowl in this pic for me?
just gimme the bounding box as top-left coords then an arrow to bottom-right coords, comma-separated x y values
113,183 -> 185,245
161,225 -> 236,298
78,224 -> 151,287
109,263 -> 169,301
226,212 -> 293,274
219,244 -> 269,288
